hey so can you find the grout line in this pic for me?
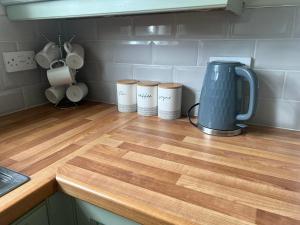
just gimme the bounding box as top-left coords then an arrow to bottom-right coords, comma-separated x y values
78,36 -> 300,42
15,41 -> 20,51
196,40 -> 202,66
174,12 -> 179,39
95,18 -> 100,40
171,65 -> 175,83
226,14 -> 232,39
0,40 -> 20,44
253,39 -> 258,61
281,72 -> 288,99
290,6 -> 298,38
130,63 -> 134,80
86,59 -> 300,74
254,68 -> 300,72
258,96 -> 300,103
130,16 -> 134,38
150,41 -> 153,65
58,20 -> 63,36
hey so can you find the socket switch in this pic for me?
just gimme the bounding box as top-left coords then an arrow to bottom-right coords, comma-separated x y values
3,51 -> 37,73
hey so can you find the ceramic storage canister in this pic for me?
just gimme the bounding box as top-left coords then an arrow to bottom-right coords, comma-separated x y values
158,83 -> 182,120
137,81 -> 159,116
117,79 -> 138,112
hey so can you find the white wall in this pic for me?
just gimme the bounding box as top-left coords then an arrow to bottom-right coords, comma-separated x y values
1,4 -> 300,130
63,6 -> 300,130
0,5 -> 60,116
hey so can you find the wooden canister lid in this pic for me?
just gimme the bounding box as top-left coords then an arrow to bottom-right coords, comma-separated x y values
158,83 -> 183,89
137,80 -> 159,86
117,79 -> 138,84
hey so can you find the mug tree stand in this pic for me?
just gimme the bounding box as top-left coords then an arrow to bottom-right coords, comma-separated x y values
55,97 -> 78,109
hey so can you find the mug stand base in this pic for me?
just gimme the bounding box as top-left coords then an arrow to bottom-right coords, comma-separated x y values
55,97 -> 78,109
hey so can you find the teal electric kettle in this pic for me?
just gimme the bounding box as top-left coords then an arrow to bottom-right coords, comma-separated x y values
188,61 -> 258,136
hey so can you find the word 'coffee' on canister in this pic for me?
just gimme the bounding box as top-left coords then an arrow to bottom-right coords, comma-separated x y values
137,81 -> 159,116
117,80 -> 138,112
158,83 -> 182,120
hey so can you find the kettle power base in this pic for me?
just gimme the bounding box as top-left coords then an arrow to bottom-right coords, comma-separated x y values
199,125 -> 242,137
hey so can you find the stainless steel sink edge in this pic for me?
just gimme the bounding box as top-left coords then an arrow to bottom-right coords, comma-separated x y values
0,166 -> 30,197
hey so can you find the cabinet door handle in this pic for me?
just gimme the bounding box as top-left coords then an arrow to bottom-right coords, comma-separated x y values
89,218 -> 105,225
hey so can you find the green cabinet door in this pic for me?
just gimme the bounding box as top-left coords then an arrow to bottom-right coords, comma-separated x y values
11,202 -> 49,225
46,192 -> 77,225
75,199 -> 140,225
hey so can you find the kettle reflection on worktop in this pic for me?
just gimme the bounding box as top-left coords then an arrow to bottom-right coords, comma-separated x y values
187,61 -> 258,136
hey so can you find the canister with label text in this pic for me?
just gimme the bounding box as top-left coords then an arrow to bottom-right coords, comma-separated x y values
158,83 -> 182,120
137,81 -> 159,116
117,80 -> 138,112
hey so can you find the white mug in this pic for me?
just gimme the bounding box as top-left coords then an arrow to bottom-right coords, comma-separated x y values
66,82 -> 88,102
64,42 -> 84,70
47,60 -> 76,86
45,86 -> 66,104
35,42 -> 60,69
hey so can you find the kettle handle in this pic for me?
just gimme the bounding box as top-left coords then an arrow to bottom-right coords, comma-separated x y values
187,103 -> 199,127
235,66 -> 258,121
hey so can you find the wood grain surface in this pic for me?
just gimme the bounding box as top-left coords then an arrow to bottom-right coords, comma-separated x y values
0,102 -> 300,225
57,107 -> 300,225
0,102 -> 137,225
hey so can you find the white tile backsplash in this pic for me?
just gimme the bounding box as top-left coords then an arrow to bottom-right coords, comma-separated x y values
0,6 -> 299,130
0,89 -> 25,115
173,66 -> 206,92
114,41 -> 152,64
1,68 -> 41,89
17,41 -> 42,52
251,99 -> 300,130
0,5 -> 5,16
99,63 -> 133,82
133,65 -> 172,82
176,11 -> 230,39
98,17 -> 132,40
22,83 -> 49,107
232,7 -> 294,38
87,81 -> 116,104
283,72 -> 300,101
78,62 -> 98,82
255,40 -> 300,70
36,20 -> 61,43
293,7 -> 300,37
133,14 -> 175,39
199,40 -> 255,66
0,15 -> 53,114
81,41 -> 115,62
74,7 -> 300,130
152,40 -> 198,66
0,71 -> 4,90
0,16 -> 36,41
255,70 -> 285,99
62,18 -> 97,41
181,88 -> 200,116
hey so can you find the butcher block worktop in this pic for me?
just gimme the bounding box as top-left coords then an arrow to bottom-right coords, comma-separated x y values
1,103 -> 300,225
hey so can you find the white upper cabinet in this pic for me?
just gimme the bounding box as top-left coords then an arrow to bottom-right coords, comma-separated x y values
0,0 -> 243,21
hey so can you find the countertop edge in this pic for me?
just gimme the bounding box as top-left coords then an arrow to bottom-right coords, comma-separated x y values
56,171 -> 194,225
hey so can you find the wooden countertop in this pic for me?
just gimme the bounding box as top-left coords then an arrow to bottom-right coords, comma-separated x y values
0,102 -> 137,224
1,103 -> 300,225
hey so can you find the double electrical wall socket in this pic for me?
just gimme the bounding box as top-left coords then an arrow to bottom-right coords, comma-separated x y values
3,51 -> 37,73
